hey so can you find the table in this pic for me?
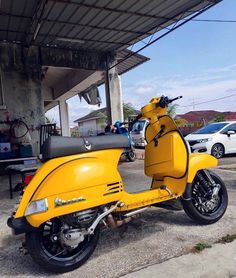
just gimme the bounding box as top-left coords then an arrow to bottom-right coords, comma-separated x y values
0,157 -> 37,163
6,163 -> 41,199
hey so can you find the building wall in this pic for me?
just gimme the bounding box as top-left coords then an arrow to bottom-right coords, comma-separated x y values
78,119 -> 106,136
0,69 -> 44,155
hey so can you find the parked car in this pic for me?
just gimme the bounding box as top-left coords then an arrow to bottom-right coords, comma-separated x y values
185,121 -> 236,158
130,119 -> 149,147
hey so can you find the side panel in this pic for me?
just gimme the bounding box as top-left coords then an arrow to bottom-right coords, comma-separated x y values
145,132 -> 187,179
15,149 -> 124,227
187,153 -> 218,183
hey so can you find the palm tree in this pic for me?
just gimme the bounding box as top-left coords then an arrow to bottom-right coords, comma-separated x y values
167,103 -> 178,118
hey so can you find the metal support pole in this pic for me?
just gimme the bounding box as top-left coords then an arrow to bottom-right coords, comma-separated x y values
59,100 -> 70,136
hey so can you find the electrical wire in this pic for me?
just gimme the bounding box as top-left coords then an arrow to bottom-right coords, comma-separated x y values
182,93 -> 236,108
192,19 -> 236,23
108,2 -> 218,70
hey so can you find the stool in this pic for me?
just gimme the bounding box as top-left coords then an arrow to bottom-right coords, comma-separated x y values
6,164 -> 41,199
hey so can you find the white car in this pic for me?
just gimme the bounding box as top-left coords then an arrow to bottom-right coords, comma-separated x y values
130,120 -> 149,147
185,121 -> 236,158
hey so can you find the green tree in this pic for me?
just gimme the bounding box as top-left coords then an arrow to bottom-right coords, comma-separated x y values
45,116 -> 56,124
123,102 -> 137,121
213,114 -> 225,122
168,103 -> 178,118
175,117 -> 188,127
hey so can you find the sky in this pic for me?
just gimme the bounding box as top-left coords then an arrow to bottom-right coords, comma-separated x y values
46,0 -> 236,127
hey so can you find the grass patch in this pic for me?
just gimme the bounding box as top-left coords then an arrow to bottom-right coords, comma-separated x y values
216,234 -> 236,244
194,243 -> 212,252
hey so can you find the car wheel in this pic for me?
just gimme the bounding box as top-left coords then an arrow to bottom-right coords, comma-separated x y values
211,143 -> 224,159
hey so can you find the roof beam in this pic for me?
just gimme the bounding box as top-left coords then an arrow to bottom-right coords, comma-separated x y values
43,18 -> 150,36
24,0 -> 48,45
0,42 -> 111,71
0,30 -> 132,48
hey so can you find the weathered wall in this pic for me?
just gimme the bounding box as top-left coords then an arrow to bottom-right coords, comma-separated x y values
0,43 -> 44,155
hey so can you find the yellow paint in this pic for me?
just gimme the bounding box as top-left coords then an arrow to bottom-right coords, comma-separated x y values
187,153 -> 218,182
12,96 -> 218,228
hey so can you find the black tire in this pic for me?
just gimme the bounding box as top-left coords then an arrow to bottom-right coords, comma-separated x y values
182,170 -> 228,225
211,143 -> 225,159
127,150 -> 136,162
25,219 -> 99,273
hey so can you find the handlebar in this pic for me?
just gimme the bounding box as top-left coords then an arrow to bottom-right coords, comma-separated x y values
158,95 -> 182,108
128,95 -> 182,130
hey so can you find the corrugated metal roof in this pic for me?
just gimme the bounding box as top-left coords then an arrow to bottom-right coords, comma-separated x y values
0,0 -> 221,52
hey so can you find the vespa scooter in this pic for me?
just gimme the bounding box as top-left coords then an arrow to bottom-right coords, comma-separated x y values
7,96 -> 228,273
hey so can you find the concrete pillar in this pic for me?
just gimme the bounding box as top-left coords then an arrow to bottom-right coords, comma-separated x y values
59,100 -> 70,136
105,62 -> 123,125
0,68 -> 44,156
0,43 -> 45,156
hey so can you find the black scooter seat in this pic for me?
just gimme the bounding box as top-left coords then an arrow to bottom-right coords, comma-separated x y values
41,135 -> 130,161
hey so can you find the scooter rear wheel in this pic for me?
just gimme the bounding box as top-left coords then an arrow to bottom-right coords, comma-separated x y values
127,150 -> 136,162
182,170 -> 228,225
25,218 -> 99,273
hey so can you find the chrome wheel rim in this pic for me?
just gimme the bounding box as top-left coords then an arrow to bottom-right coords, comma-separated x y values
192,182 -> 221,215
40,219 -> 91,262
212,145 -> 223,158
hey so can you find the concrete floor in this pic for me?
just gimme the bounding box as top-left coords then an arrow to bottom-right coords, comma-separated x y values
123,240 -> 236,278
0,155 -> 236,277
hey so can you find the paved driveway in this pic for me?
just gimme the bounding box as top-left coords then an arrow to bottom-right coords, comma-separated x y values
0,155 -> 236,278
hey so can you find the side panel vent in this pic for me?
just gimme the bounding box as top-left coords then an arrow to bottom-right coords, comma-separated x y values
104,182 -> 123,196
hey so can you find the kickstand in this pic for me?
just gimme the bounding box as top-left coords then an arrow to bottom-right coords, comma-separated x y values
19,241 -> 28,255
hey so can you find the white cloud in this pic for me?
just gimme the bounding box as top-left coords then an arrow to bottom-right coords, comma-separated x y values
122,64 -> 236,114
46,64 -> 236,128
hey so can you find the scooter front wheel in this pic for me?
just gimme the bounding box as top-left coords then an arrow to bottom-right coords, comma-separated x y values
25,218 -> 99,273
182,170 -> 228,225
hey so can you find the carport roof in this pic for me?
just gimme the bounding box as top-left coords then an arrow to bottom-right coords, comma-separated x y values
0,0 -> 221,52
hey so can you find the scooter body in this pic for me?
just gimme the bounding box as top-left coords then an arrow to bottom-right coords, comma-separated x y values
8,96 -> 227,273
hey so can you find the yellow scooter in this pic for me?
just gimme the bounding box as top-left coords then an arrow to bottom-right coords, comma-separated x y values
7,96 -> 228,273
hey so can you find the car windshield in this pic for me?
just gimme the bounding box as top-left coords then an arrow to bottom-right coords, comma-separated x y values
193,123 -> 228,134
132,120 -> 146,133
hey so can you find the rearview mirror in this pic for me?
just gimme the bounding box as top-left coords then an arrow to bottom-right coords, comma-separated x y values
227,130 -> 235,136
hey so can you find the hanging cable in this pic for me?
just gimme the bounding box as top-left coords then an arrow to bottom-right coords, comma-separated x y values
108,2 -> 218,71
192,19 -> 236,23
182,93 -> 236,108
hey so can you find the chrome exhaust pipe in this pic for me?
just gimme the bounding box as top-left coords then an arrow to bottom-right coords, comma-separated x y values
124,207 -> 148,218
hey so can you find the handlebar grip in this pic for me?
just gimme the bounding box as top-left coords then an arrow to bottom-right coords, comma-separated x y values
156,95 -> 183,108
169,96 -> 183,103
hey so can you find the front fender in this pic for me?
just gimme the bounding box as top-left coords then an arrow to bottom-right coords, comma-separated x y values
187,153 -> 218,183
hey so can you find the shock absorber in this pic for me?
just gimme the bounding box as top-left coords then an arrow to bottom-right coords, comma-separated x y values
196,171 -> 212,197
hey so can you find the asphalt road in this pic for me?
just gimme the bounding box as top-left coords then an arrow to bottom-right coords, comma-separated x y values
218,154 -> 236,166
0,154 -> 236,278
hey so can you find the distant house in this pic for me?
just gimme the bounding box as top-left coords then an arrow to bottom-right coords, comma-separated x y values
74,108 -> 107,136
178,110 -> 236,123
176,110 -> 236,136
74,104 -> 140,136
